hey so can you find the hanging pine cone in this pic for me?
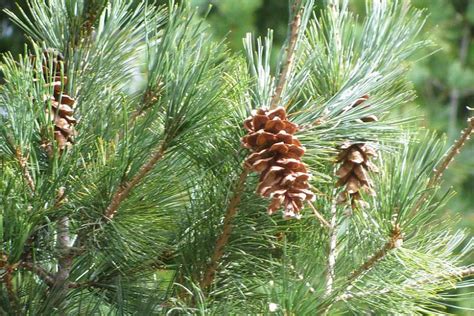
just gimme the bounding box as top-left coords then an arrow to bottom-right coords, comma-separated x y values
35,50 -> 77,154
335,142 -> 378,209
242,107 -> 315,219
335,95 -> 378,209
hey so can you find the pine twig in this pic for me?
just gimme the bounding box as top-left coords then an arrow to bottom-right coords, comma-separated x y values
130,83 -> 163,123
409,117 -> 474,217
347,224 -> 403,283
269,0 -> 302,110
15,148 -> 35,193
199,168 -> 250,291
338,266 -> 474,301
55,216 -> 72,290
431,117 -> 473,185
324,193 -> 338,296
19,262 -> 56,287
105,144 -> 166,219
308,202 -> 330,228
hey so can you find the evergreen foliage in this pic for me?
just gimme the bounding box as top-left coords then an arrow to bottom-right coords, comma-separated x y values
0,0 -> 472,314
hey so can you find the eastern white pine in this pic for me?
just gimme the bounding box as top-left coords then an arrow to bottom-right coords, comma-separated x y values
0,0 -> 472,315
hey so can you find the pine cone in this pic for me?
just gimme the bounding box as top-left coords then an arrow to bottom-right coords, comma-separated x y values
335,142 -> 378,209
335,95 -> 378,209
36,50 -> 77,154
242,107 -> 315,219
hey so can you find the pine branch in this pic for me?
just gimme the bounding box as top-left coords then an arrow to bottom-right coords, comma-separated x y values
104,143 -> 166,219
198,0 -> 305,293
199,168 -> 250,291
14,147 -> 35,193
19,262 -> 56,287
323,119 -> 473,311
55,216 -> 72,290
321,225 -> 404,313
409,117 -> 474,218
269,0 -> 302,110
347,224 -> 403,283
324,192 -> 338,296
338,266 -> 474,302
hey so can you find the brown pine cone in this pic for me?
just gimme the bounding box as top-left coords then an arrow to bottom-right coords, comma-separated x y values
242,107 -> 315,219
335,95 -> 379,209
36,50 -> 77,154
335,142 -> 378,209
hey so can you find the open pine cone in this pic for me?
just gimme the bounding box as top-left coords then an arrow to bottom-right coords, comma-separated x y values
36,50 -> 77,154
335,95 -> 378,209
242,107 -> 315,219
335,142 -> 378,209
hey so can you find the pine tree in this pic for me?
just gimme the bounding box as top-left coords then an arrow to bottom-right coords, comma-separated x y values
0,0 -> 473,315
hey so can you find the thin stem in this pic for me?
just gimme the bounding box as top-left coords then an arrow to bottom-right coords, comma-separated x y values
199,168 -> 250,291
105,143 -> 166,219
409,117 -> 473,217
269,0 -> 302,110
325,193 -> 338,296
308,202 -> 330,228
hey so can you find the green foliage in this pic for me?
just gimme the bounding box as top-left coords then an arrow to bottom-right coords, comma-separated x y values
0,0 -> 472,315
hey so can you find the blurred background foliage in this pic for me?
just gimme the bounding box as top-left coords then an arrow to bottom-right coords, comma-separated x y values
0,0 -> 472,237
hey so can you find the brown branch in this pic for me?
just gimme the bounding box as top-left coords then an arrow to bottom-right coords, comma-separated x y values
348,224 -> 403,283
199,168 -> 250,291
19,262 -> 56,287
409,117 -> 474,218
324,193 -> 338,296
105,143 -> 166,220
15,148 -> 35,193
269,0 -> 302,110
